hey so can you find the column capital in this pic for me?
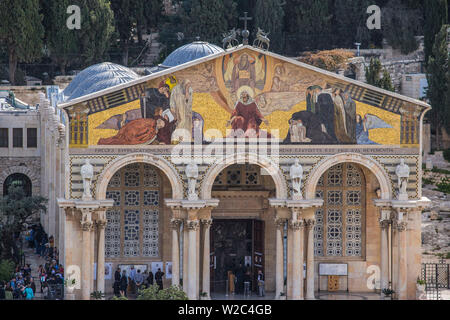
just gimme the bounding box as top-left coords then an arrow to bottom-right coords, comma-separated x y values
274,218 -> 287,229
395,221 -> 407,232
200,219 -> 213,228
170,218 -> 182,229
186,219 -> 200,231
379,219 -> 390,230
305,219 -> 316,228
289,219 -> 304,230
97,219 -> 107,229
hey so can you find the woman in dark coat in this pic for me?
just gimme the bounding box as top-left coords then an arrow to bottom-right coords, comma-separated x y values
119,270 -> 128,297
113,268 -> 121,297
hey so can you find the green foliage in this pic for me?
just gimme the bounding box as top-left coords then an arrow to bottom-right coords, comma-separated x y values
424,0 -> 448,67
112,295 -> 129,300
181,0 -> 229,45
76,0 -> 115,67
427,24 -> 450,149
444,149 -> 450,162
0,260 -> 15,283
253,0 -> 285,53
422,178 -> 434,185
365,58 -> 395,91
90,291 -> 106,299
382,0 -> 422,54
137,284 -> 188,300
0,0 -> 44,84
431,167 -> 450,175
417,278 -> 425,285
436,177 -> 450,194
333,0 -> 371,48
43,0 -> 79,74
0,185 -> 47,262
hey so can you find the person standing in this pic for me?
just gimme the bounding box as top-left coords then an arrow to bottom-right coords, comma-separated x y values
129,266 -> 136,294
257,270 -> 265,297
147,270 -> 154,287
135,269 -> 144,292
119,270 -> 128,297
155,268 -> 164,290
235,264 -> 244,295
113,267 -> 121,297
24,284 -> 34,300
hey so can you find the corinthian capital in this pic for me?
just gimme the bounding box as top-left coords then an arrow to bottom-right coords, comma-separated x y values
201,219 -> 213,228
187,220 -> 200,231
170,218 -> 182,229
274,218 -> 286,229
289,220 -> 304,230
305,219 -> 316,228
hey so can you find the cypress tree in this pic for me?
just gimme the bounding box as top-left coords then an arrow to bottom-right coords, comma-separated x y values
184,0 -> 228,45
365,58 -> 394,91
424,0 -> 448,67
253,0 -> 285,53
333,0 -> 371,48
0,0 -> 44,84
427,24 -> 449,149
44,0 -> 79,75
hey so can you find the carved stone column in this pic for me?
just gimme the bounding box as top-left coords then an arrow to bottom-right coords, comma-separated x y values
170,219 -> 182,287
290,218 -> 304,300
201,219 -> 213,299
379,218 -> 390,297
274,218 -> 285,299
305,219 -> 315,300
187,219 -> 200,300
80,209 -> 93,300
396,217 -> 408,300
96,214 -> 107,295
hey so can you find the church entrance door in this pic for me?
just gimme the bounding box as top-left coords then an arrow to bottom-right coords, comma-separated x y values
210,219 -> 264,295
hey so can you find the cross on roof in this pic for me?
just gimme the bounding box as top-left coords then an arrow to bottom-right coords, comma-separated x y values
239,12 -> 252,31
239,12 -> 252,45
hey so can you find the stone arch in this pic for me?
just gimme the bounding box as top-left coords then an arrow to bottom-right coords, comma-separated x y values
201,153 -> 288,200
96,153 -> 184,200
305,153 -> 392,200
0,166 -> 39,196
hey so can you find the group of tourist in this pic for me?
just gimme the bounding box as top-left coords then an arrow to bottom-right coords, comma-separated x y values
113,266 -> 165,297
0,224 -> 64,300
228,264 -> 265,297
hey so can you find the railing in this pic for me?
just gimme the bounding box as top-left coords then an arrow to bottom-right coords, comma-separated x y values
421,260 -> 449,300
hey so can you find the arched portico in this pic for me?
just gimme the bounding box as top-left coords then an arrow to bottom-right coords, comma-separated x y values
95,153 -> 184,200
305,153 -> 393,200
0,165 -> 39,196
200,153 -> 288,200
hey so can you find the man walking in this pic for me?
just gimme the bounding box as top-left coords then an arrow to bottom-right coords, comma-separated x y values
257,269 -> 265,297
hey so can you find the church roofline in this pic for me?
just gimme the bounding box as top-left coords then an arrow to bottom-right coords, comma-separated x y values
57,45 -> 431,112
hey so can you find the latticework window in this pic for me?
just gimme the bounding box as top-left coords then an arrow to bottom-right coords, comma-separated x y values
213,164 -> 260,188
314,163 -> 365,258
105,163 -> 160,258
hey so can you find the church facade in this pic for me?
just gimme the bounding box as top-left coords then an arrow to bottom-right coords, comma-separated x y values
53,43 -> 431,300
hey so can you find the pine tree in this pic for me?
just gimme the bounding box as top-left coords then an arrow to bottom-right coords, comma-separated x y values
382,0 -> 422,54
44,0 -> 79,75
253,0 -> 285,52
424,0 -> 448,67
77,0 -> 115,67
427,24 -> 449,149
0,0 -> 44,84
365,58 -> 394,91
183,0 -> 228,45
284,0 -> 333,52
333,0 -> 371,48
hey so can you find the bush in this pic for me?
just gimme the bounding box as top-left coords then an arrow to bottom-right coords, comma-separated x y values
444,149 -> 450,162
0,260 -> 15,283
436,178 -> 450,194
137,284 -> 188,300
111,295 -> 129,300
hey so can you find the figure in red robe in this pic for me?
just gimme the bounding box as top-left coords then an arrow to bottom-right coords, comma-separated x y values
227,90 -> 269,138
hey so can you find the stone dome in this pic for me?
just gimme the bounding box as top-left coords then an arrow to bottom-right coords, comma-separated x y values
63,62 -> 140,101
160,41 -> 224,69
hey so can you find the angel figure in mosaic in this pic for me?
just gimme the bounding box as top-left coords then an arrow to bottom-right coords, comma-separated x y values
356,114 -> 392,145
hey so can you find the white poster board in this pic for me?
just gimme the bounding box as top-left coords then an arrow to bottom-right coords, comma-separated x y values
166,262 -> 173,279
319,263 -> 348,276
105,262 -> 113,280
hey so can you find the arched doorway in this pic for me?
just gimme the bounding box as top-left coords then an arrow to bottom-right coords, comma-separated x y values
3,173 -> 32,197
209,163 -> 277,296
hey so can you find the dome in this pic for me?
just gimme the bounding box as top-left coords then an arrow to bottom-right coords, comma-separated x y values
160,41 -> 224,69
63,62 -> 140,101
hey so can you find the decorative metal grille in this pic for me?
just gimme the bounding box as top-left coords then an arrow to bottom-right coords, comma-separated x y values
314,163 -> 365,258
212,164 -> 261,188
105,163 -> 160,258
